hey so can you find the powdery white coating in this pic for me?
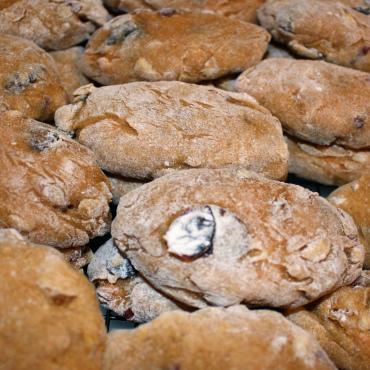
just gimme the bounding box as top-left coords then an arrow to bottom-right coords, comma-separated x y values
112,168 -> 364,309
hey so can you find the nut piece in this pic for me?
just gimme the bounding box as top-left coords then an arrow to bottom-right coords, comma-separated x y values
55,81 -> 288,181
0,110 -> 112,248
0,0 -> 110,50
328,175 -> 370,268
112,168 -> 364,309
0,34 -> 67,121
103,306 -> 336,370
258,0 -> 370,71
81,10 -> 270,85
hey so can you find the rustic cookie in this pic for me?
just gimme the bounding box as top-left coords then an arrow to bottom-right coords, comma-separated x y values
103,0 -> 265,23
81,9 -> 270,85
258,0 -> 370,71
286,136 -> 370,186
0,110 -> 112,248
108,176 -> 145,205
55,82 -> 288,181
88,239 -> 181,321
0,34 -> 67,121
103,306 -> 336,370
328,175 -> 370,268
236,59 -> 370,149
60,245 -> 94,269
335,0 -> 370,15
0,0 -> 110,50
0,0 -> 18,10
112,168 -> 364,309
266,43 -> 295,59
0,228 -> 107,370
50,47 -> 90,102
287,276 -> 370,370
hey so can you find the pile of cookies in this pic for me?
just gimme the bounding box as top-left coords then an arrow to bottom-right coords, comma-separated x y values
0,0 -> 369,369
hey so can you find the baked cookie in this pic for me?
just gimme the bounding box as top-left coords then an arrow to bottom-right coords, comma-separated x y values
60,245 -> 94,269
286,136 -> 370,186
0,34 -> 67,121
0,0 -> 19,10
103,0 -> 265,23
266,43 -> 295,59
88,239 -> 181,321
0,110 -> 112,248
103,306 -> 336,370
328,175 -> 370,268
81,9 -> 270,85
112,168 -> 364,309
108,176 -> 145,205
0,0 -> 109,50
335,0 -> 370,15
287,275 -> 370,370
55,82 -> 288,181
50,47 -> 90,102
0,228 -> 106,370
258,0 -> 370,71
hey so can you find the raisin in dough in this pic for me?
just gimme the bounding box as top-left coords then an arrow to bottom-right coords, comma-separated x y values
0,110 -> 112,248
0,228 -> 107,370
328,175 -> 370,268
88,239 -> 181,322
103,0 -> 265,24
287,274 -> 370,370
103,306 -> 336,370
55,82 -> 288,181
258,0 -> 370,72
0,34 -> 67,121
0,0 -> 110,51
81,9 -> 270,85
112,168 -> 364,309
50,47 -> 90,102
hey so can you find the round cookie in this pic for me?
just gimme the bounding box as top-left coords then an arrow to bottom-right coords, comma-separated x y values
103,0 -> 265,23
0,34 -> 67,121
81,9 -> 270,85
103,306 -> 336,370
287,274 -> 370,370
55,82 -> 288,181
0,110 -> 112,248
88,239 -> 181,322
108,176 -> 145,205
0,0 -> 109,50
50,47 -> 90,102
112,168 -> 364,309
0,228 -> 107,370
328,175 -> 370,268
258,0 -> 370,72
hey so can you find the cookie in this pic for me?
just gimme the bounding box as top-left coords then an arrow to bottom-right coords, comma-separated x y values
0,228 -> 107,370
55,82 -> 288,181
108,176 -> 145,205
103,306 -> 336,370
286,136 -> 370,186
335,0 -> 370,15
0,0 -> 109,50
287,275 -> 370,370
0,110 -> 112,248
88,239 -> 181,322
258,0 -> 370,72
50,47 -> 90,102
60,245 -> 94,269
266,43 -> 295,59
81,9 -> 270,85
103,0 -> 265,23
328,175 -> 370,268
112,168 -> 364,309
0,34 -> 67,121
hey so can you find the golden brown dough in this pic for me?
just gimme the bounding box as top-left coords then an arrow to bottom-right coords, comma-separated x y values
0,110 -> 112,248
81,9 -> 270,85
287,275 -> 370,370
55,82 -> 288,181
335,0 -> 370,15
0,34 -> 67,121
258,0 -> 370,72
103,306 -> 336,370
103,0 -> 265,23
0,0 -> 18,10
112,168 -> 364,309
50,47 -> 90,102
286,136 -> 370,186
108,176 -> 145,205
328,175 -> 370,268
0,0 -> 110,50
0,228 -> 107,370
